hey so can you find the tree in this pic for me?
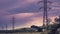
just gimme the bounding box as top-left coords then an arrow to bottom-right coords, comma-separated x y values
54,16 -> 60,24
31,25 -> 42,32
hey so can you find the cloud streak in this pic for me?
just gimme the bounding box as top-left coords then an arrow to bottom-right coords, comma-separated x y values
0,0 -> 60,30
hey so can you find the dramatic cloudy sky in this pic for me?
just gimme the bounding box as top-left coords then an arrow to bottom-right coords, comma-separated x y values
0,0 -> 60,30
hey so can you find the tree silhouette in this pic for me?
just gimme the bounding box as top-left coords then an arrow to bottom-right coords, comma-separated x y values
31,25 -> 42,32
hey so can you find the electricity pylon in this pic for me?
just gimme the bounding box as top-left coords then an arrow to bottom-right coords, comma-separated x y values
6,24 -> 7,30
38,0 -> 52,30
12,16 -> 15,30
2,26 -> 4,30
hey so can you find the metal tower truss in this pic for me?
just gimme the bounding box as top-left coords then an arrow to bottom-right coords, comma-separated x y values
12,16 -> 15,30
38,0 -> 52,30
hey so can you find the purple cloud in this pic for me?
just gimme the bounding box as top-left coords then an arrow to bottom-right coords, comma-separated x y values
0,0 -> 60,30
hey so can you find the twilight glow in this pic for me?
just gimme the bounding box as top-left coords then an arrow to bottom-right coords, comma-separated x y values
0,0 -> 60,30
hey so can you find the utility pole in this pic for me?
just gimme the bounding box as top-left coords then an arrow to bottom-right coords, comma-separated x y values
38,0 -> 52,30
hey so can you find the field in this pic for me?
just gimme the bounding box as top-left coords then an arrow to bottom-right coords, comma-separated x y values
0,32 -> 45,34
0,30 -> 60,34
0,32 -> 48,34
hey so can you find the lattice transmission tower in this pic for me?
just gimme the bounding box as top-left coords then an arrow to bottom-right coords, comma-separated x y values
38,0 -> 52,30
12,16 -> 15,30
